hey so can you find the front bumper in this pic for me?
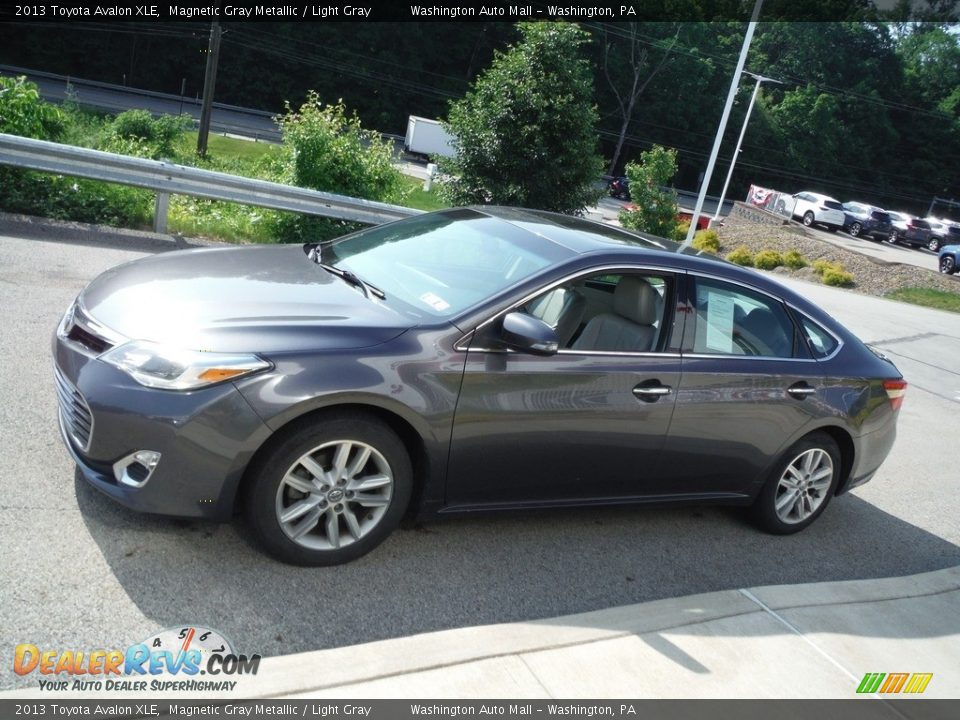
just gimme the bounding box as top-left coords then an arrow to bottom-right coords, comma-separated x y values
54,333 -> 272,520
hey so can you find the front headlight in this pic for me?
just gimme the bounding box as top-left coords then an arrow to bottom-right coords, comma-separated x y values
101,340 -> 271,391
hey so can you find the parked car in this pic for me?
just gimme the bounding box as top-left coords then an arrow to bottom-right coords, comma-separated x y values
924,219 -> 960,253
840,202 -> 893,241
608,176 -> 630,200
775,191 -> 845,231
938,244 -> 960,274
54,207 -> 906,565
886,212 -> 932,248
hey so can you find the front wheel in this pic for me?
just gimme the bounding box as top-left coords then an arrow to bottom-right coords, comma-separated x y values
246,414 -> 412,565
802,211 -> 815,227
752,432 -> 841,534
848,222 -> 862,237
888,231 -> 899,244
941,255 -> 957,274
928,237 -> 942,252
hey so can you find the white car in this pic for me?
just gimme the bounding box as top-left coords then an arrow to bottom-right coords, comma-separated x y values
776,191 -> 845,231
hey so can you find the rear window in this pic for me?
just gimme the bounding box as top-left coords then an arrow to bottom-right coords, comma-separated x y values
824,200 -> 843,210
947,226 -> 960,236
872,211 -> 891,222
913,219 -> 930,229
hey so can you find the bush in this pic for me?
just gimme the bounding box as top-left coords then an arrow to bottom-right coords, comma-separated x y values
618,145 -> 680,238
725,246 -> 754,266
671,220 -> 690,242
110,109 -> 191,158
783,249 -> 808,269
821,268 -> 855,287
0,75 -> 64,139
692,228 -> 721,254
753,249 -> 784,270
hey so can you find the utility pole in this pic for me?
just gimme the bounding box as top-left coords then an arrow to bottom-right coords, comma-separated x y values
711,72 -> 782,224
197,17 -> 222,157
682,0 -> 763,248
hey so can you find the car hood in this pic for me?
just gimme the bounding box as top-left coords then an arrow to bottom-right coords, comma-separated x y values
79,245 -> 416,354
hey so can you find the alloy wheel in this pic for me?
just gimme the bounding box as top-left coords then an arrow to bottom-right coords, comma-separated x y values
928,238 -> 941,252
275,440 -> 393,550
941,256 -> 956,274
849,222 -> 861,237
774,448 -> 834,524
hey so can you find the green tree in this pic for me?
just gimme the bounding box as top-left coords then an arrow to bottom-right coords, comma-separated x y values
618,145 -> 680,239
0,75 -> 63,139
439,22 -> 604,214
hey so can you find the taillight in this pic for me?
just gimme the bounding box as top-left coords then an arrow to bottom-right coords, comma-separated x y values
883,379 -> 907,410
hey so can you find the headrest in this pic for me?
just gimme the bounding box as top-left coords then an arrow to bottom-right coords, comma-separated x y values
613,277 -> 658,325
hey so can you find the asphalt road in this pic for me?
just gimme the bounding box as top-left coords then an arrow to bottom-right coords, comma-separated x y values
1,217 -> 958,691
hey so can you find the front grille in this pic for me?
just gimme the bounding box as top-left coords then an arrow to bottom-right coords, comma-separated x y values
54,366 -> 94,452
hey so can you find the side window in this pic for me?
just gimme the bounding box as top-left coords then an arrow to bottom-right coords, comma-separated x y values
523,272 -> 673,352
690,278 -> 796,358
798,315 -> 839,359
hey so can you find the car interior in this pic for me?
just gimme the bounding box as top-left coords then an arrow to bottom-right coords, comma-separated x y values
523,273 -> 668,353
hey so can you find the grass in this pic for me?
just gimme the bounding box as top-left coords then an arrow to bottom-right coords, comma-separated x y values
887,287 -> 960,313
182,131 -> 281,162
400,175 -> 449,212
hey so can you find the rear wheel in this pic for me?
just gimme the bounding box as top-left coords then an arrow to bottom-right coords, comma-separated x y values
848,222 -> 862,237
246,414 -> 412,565
752,432 -> 841,534
802,211 -> 815,227
941,255 -> 957,274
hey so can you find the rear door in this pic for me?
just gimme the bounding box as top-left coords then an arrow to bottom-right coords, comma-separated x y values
658,274 -> 826,498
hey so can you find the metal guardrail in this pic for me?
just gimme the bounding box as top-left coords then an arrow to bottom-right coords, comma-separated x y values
0,133 -> 421,232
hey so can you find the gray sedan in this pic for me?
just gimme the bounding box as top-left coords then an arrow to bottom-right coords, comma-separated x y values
54,207 -> 906,565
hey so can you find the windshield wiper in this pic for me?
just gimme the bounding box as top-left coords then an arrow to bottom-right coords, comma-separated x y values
314,259 -> 385,300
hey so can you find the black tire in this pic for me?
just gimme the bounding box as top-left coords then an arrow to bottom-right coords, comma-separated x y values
751,431 -> 841,535
245,413 -> 413,566
802,211 -> 815,227
848,222 -> 862,237
941,255 -> 957,274
928,237 -> 942,252
888,231 -> 899,244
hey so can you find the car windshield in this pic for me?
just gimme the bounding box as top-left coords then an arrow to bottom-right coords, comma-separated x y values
323,209 -> 568,320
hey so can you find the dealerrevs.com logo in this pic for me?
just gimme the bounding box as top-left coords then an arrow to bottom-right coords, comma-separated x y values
14,626 -> 260,692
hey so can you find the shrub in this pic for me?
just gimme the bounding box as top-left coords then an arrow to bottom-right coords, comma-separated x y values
0,75 -> 64,139
671,220 -> 690,242
618,145 -> 680,238
812,259 -> 833,276
821,268 -> 855,287
692,228 -> 721,254
783,249 -> 808,269
110,109 -> 190,158
725,246 -> 754,266
753,249 -> 784,270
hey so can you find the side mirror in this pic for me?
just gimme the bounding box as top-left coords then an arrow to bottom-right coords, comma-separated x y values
500,312 -> 559,356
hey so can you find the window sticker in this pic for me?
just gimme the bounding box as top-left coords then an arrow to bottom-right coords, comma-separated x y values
419,291 -> 450,312
705,290 -> 735,353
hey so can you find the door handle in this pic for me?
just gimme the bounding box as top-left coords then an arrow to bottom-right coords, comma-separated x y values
633,384 -> 672,402
787,383 -> 816,399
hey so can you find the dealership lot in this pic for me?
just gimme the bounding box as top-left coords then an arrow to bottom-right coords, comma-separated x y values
1,217 -> 958,690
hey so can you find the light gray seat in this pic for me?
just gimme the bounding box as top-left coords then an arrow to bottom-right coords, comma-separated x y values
572,277 -> 659,352
527,287 -> 586,347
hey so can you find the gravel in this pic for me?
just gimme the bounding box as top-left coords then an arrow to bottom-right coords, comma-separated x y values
715,213 -> 960,297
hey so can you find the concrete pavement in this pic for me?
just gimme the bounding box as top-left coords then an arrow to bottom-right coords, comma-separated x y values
5,566 -> 957,699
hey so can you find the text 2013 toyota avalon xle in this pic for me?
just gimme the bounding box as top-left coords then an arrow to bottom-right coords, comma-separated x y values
54,208 -> 906,565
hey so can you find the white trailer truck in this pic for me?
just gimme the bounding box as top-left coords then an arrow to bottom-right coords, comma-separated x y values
404,116 -> 455,159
